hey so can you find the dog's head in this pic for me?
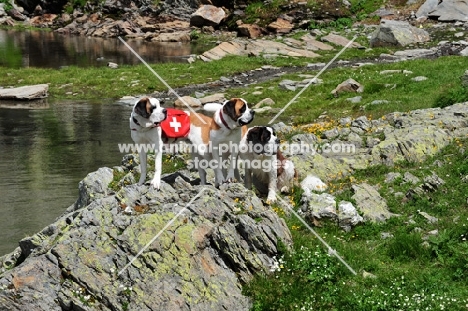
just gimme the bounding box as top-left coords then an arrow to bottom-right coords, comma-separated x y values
245,126 -> 280,156
132,97 -> 167,128
222,98 -> 255,126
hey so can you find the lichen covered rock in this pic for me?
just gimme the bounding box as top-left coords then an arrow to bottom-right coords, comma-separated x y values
0,169 -> 292,310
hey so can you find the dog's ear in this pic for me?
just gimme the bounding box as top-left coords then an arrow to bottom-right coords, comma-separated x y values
261,127 -> 272,143
247,126 -> 263,143
249,126 -> 270,143
135,98 -> 151,118
223,99 -> 238,121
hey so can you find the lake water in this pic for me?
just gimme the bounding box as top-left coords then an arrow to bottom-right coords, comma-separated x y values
0,29 -> 216,255
0,99 -> 135,255
0,29 -> 211,68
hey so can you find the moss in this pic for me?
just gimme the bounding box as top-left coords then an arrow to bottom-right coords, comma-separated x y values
121,212 -> 232,303
292,153 -> 352,181
109,169 -> 128,192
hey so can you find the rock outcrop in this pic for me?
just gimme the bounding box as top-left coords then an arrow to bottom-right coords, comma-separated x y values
0,161 -> 292,310
369,19 -> 431,48
417,0 -> 468,22
198,31 -> 364,61
0,84 -> 49,100
2,99 -> 468,309
281,102 -> 468,182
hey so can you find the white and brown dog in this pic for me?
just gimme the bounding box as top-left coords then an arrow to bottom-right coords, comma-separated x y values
239,126 -> 297,203
184,98 -> 255,187
130,97 -> 167,189
131,97 -> 254,188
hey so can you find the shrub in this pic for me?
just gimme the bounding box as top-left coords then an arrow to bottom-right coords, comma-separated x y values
434,85 -> 468,108
386,231 -> 428,262
0,0 -> 13,11
244,0 -> 288,26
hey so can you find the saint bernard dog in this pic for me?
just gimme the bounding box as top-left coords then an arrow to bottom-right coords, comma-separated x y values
130,97 -> 254,189
130,97 -> 167,189
187,98 -> 255,187
239,126 -> 297,203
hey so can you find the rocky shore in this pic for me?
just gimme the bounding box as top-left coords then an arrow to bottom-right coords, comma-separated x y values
1,99 -> 468,309
2,0 -> 468,309
2,0 -> 468,68
1,0 -> 468,43
0,167 -> 293,310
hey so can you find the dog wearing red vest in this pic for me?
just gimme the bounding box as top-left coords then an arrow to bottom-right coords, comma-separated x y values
130,97 -> 254,188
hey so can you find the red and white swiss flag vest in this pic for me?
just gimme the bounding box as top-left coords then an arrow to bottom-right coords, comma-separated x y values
160,108 -> 190,139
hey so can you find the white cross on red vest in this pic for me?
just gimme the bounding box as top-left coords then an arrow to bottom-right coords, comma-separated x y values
169,116 -> 182,132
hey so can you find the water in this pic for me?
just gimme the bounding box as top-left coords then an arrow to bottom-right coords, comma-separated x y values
0,29 -> 216,255
0,29 -> 211,68
0,99 -> 273,255
0,99 -> 133,255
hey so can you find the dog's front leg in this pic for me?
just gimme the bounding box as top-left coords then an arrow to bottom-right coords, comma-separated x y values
198,167 -> 207,185
266,164 -> 278,204
190,151 -> 208,185
212,145 -> 225,188
225,149 -> 241,183
150,149 -> 162,190
244,166 -> 253,190
138,151 -> 147,185
233,160 -> 242,183
195,154 -> 207,185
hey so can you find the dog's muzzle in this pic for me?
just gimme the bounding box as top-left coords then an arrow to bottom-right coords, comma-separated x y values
238,111 -> 255,126
153,108 -> 167,127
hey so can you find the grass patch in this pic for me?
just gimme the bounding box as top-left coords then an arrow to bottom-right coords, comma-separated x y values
0,55 -> 308,100
434,84 -> 468,108
244,138 -> 468,310
161,154 -> 187,174
3,38 -> 467,126
108,153 -> 187,192
109,169 -> 128,192
224,55 -> 468,124
386,230 -> 428,262
244,0 -> 289,26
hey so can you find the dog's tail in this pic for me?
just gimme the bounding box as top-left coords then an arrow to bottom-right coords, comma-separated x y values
202,103 -> 223,112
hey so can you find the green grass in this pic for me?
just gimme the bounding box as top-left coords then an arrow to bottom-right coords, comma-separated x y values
0,55 -> 307,100
244,0 -> 289,26
3,51 -> 466,126
0,0 -> 13,11
224,55 -> 468,124
244,138 -> 468,310
109,153 -> 187,192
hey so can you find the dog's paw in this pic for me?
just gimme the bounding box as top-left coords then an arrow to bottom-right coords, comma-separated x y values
225,177 -> 238,183
214,177 -> 225,188
150,179 -> 161,190
266,192 -> 277,204
137,174 -> 146,185
280,186 -> 290,193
